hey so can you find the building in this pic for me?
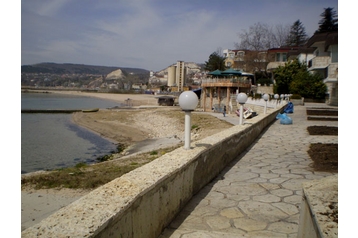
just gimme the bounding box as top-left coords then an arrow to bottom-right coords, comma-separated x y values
223,49 -> 267,74
200,69 -> 252,112
305,31 -> 338,106
167,61 -> 187,92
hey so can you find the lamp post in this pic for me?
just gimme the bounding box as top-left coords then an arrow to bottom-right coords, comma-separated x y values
263,93 -> 269,114
236,93 -> 248,125
274,94 -> 279,108
179,91 -> 199,150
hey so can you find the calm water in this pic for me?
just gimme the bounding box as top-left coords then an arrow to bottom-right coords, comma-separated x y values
21,93 -> 121,174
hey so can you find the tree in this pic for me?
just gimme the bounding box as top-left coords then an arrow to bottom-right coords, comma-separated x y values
235,22 -> 290,50
204,51 -> 226,71
274,59 -> 327,99
316,7 -> 338,33
274,59 -> 304,94
286,20 -> 308,46
290,71 -> 327,99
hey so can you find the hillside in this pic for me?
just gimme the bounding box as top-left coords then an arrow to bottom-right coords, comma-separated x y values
21,62 -> 149,76
21,63 -> 151,89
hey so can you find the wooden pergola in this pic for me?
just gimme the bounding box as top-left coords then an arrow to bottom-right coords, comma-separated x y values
201,69 -> 252,112
201,78 -> 251,111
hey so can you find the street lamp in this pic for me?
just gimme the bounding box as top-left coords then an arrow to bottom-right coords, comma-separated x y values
274,94 -> 279,108
236,93 -> 248,125
179,91 -> 199,150
263,93 -> 269,114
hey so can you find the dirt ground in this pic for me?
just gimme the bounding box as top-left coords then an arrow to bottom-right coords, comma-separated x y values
307,126 -> 338,173
72,107 -> 234,152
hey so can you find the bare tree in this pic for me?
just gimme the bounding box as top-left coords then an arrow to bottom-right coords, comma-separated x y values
271,24 -> 290,47
235,22 -> 290,50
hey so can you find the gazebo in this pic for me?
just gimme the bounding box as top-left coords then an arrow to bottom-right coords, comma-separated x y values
201,69 -> 251,112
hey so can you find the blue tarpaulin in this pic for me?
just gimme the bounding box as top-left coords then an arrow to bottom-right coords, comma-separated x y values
276,112 -> 293,125
284,102 -> 294,113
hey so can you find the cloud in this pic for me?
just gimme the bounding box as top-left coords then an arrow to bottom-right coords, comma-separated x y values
21,0 -> 338,71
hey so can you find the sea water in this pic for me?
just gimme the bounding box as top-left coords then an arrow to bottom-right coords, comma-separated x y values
21,93 -> 121,174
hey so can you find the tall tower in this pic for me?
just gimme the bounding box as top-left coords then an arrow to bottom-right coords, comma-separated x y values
167,65 -> 176,87
176,61 -> 185,91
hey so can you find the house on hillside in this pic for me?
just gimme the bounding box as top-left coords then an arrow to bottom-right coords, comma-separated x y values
223,49 -> 267,74
266,46 -> 302,74
305,31 -> 338,106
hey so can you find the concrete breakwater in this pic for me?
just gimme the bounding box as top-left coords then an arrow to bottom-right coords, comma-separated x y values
21,106 -> 281,237
21,108 -> 99,113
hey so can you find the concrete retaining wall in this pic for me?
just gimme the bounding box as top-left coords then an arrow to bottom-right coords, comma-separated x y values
297,175 -> 338,238
22,109 -> 280,238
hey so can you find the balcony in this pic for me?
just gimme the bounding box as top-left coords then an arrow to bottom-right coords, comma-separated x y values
201,78 -> 251,88
308,56 -> 331,70
324,63 -> 338,83
266,62 -> 286,71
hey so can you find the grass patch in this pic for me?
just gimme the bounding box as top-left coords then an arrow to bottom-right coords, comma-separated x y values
191,124 -> 199,130
21,146 -> 179,190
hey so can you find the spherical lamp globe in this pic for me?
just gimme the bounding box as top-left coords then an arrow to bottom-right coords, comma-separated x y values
263,94 -> 269,101
236,93 -> 248,104
179,91 -> 198,111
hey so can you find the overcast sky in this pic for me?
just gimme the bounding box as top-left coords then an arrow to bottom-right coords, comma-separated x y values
21,0 -> 338,71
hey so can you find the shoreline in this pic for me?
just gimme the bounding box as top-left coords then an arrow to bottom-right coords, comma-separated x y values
21,91 -> 181,231
45,90 -> 160,106
21,91 -> 237,231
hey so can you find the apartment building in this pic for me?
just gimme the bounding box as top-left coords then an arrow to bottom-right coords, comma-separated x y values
305,31 -> 338,106
223,49 -> 267,73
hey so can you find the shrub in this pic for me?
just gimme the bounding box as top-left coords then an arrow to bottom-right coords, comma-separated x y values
290,94 -> 302,99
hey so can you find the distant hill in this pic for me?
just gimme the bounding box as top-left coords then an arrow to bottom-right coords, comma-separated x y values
21,62 -> 150,76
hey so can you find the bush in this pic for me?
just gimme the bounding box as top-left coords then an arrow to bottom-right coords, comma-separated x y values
290,94 -> 302,99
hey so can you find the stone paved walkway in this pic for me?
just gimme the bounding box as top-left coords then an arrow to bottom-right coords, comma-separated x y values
159,103 -> 338,238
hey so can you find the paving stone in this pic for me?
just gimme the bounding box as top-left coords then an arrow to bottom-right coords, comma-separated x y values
267,221 -> 299,234
160,104 -> 338,237
205,215 -> 231,230
258,182 -> 281,191
272,202 -> 299,215
269,188 -> 294,197
220,207 -> 245,219
238,201 -> 288,222
247,230 -> 287,237
252,194 -> 281,203
226,183 -> 268,196
232,217 -> 267,232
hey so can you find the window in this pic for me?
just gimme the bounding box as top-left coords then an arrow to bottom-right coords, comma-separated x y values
282,53 -> 287,62
276,53 -> 280,61
276,53 -> 287,62
238,51 -> 244,61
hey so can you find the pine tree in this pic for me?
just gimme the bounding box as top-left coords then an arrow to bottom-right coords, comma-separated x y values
316,7 -> 338,33
204,52 -> 226,71
286,20 -> 308,46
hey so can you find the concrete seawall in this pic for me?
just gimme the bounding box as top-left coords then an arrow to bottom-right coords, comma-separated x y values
22,108 -> 280,237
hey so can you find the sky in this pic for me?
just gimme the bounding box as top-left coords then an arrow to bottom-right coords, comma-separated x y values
20,0 -> 339,72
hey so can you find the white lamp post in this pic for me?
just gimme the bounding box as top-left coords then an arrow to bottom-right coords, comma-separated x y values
236,93 -> 248,125
274,94 -> 279,108
179,91 -> 199,150
263,93 -> 269,114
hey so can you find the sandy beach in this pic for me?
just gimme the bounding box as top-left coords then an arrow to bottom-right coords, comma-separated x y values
21,90 -> 234,231
47,90 -> 160,106
21,91 -> 177,230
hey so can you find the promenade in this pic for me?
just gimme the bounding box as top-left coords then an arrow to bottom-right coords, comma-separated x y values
159,103 -> 338,237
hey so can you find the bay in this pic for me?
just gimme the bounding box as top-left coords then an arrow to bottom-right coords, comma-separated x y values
21,92 -> 121,174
